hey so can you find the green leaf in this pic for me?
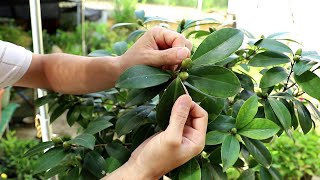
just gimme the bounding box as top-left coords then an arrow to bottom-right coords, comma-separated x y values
267,32 -> 290,39
35,94 -> 56,107
187,65 -> 241,98
127,29 -> 146,42
113,41 -> 128,56
178,158 -> 201,180
255,39 -> 292,54
192,28 -> 244,67
211,164 -> 227,180
69,133 -> 96,150
105,143 -> 131,164
83,116 -> 113,134
268,98 -> 291,133
294,100 -> 313,134
111,23 -> 138,29
200,97 -> 225,117
84,151 -> 107,179
34,148 -> 67,174
116,65 -> 171,89
135,10 -> 145,20
80,104 -> 94,120
50,104 -> 70,123
125,85 -> 163,107
201,162 -> 214,180
249,51 -> 290,67
260,67 -> 288,88
88,50 -> 112,57
206,131 -> 228,145
132,124 -> 154,150
24,141 -> 54,157
236,95 -> 258,129
221,135 -> 240,172
242,137 -> 272,168
66,105 -> 81,126
116,106 -> 153,136
208,115 -> 236,132
156,78 -> 186,130
260,166 -> 282,180
294,70 -> 320,100
236,73 -> 255,91
293,60 -> 316,76
238,118 -> 280,140
238,169 -> 255,180
44,165 -> 68,179
264,100 -> 282,127
105,157 -> 122,173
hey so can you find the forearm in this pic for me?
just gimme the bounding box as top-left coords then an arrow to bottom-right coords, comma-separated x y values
15,53 -> 122,94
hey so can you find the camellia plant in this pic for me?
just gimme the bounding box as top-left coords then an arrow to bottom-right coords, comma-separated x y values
24,10 -> 320,179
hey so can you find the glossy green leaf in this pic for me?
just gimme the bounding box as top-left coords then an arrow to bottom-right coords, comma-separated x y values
64,168 -> 81,180
249,51 -> 290,67
294,70 -> 320,100
187,65 -> 241,98
208,115 -> 236,132
105,143 -> 131,164
260,67 -> 288,88
35,94 -> 56,107
116,65 -> 171,89
238,169 -> 255,180
50,104 -> 71,123
126,85 -> 163,107
242,137 -> 272,168
178,158 -> 201,180
113,41 -> 128,56
221,135 -> 240,172
264,100 -> 282,127
305,99 -> 320,120
66,105 -> 81,126
135,10 -> 145,20
206,131 -> 228,145
232,99 -> 245,118
293,60 -> 316,76
44,165 -> 68,178
111,23 -> 137,29
200,97 -> 225,117
127,29 -> 146,42
156,78 -> 185,130
84,151 -> 107,179
294,100 -> 313,134
87,50 -> 112,57
132,124 -> 155,150
238,118 -> 280,140
105,157 -> 122,173
34,148 -> 67,174
268,98 -> 291,132
83,116 -> 113,134
211,164 -> 227,180
236,73 -> 255,91
201,162 -> 214,180
116,106 -> 153,136
192,28 -> 244,67
255,39 -> 292,54
24,141 -> 54,157
236,95 -> 258,129
260,166 -> 282,180
69,133 -> 95,150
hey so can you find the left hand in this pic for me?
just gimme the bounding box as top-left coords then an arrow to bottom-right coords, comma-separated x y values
118,26 -> 193,72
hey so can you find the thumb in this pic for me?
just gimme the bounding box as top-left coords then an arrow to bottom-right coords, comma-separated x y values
147,47 -> 190,67
166,95 -> 192,139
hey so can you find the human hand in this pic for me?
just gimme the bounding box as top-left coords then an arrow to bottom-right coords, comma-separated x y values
109,95 -> 208,179
117,26 -> 192,72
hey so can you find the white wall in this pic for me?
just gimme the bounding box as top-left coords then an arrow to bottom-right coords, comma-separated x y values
230,0 -> 320,51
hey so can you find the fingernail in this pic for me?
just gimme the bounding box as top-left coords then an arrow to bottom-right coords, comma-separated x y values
177,48 -> 188,60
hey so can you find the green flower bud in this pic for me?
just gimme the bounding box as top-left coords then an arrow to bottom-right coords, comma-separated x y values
181,58 -> 192,69
231,128 -> 237,135
293,55 -> 301,61
179,72 -> 189,81
137,19 -> 144,26
180,19 -> 185,28
209,27 -> 216,33
295,48 -> 302,56
51,137 -> 63,144
63,142 -> 72,150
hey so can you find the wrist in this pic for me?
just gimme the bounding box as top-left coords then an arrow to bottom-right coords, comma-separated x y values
122,160 -> 158,180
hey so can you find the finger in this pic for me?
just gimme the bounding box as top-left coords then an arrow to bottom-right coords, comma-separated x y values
186,39 -> 193,51
166,95 -> 192,139
189,102 -> 208,134
147,47 -> 190,67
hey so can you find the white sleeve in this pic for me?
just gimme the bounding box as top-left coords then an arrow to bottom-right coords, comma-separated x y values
0,40 -> 32,88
